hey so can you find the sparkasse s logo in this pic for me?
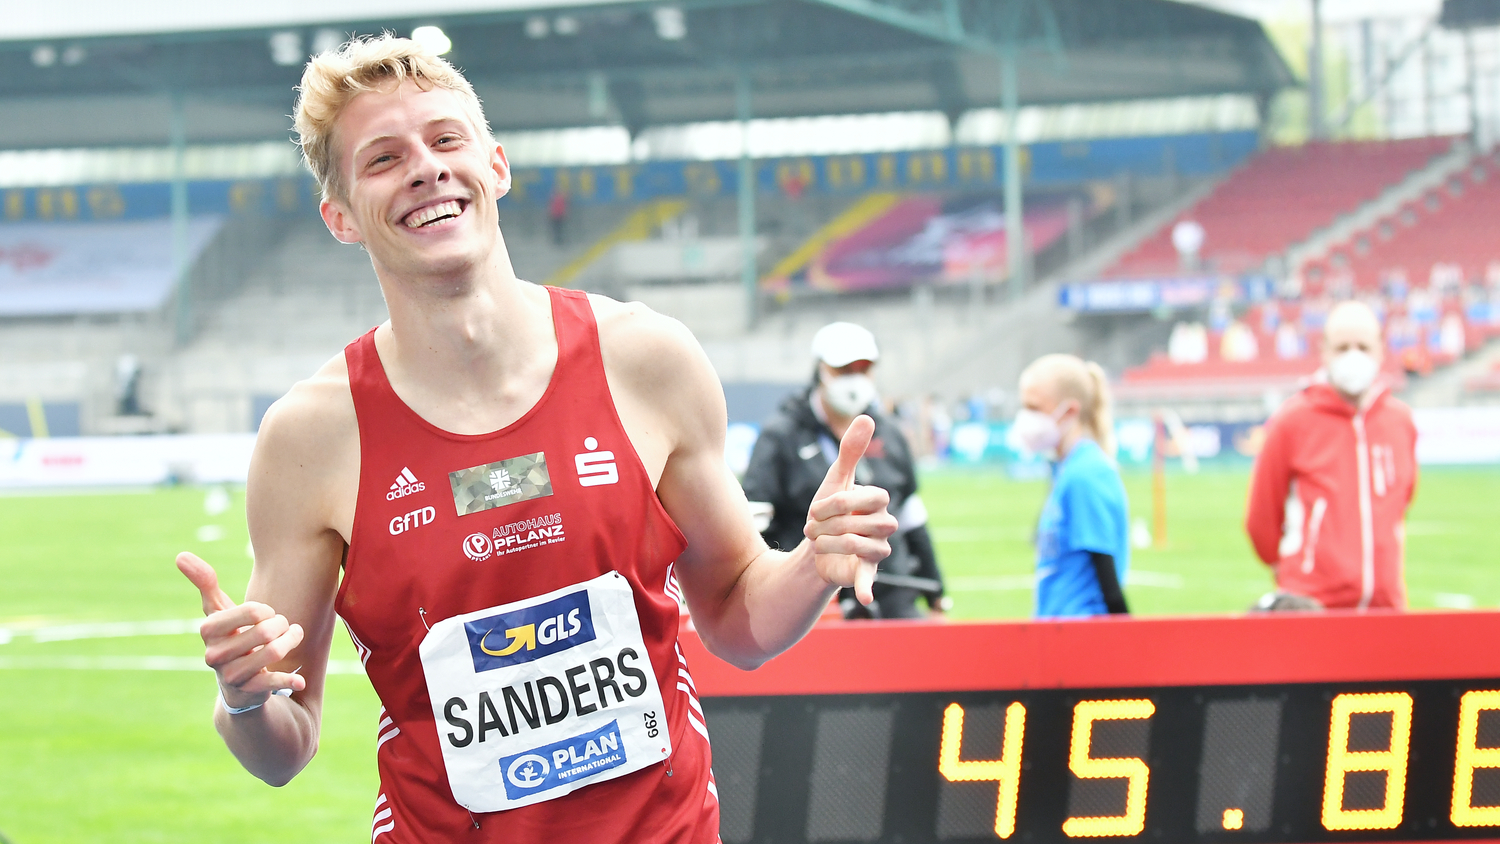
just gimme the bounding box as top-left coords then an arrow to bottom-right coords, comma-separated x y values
575,437 -> 618,487
463,532 -> 494,562
387,467 -> 426,501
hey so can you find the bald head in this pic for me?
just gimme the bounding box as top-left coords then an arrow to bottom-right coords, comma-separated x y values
1323,301 -> 1383,366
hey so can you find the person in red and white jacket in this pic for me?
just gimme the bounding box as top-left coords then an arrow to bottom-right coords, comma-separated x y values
1246,301 -> 1418,610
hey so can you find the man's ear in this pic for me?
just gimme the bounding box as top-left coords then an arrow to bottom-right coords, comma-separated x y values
491,142 -> 512,199
320,198 -> 362,244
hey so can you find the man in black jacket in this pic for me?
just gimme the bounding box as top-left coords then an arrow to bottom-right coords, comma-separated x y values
741,322 -> 948,619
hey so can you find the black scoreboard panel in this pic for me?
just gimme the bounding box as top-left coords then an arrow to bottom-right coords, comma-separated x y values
700,679 -> 1500,844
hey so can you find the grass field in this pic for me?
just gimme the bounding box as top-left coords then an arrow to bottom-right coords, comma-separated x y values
2,468 -> 1498,842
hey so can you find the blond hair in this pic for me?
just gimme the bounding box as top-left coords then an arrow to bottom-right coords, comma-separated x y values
293,34 -> 494,202
1020,353 -> 1116,457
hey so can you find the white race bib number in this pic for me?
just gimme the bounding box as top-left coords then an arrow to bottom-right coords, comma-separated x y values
419,572 -> 671,812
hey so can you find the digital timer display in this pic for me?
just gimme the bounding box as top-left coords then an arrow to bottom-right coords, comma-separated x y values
700,679 -> 1500,844
680,612 -> 1500,844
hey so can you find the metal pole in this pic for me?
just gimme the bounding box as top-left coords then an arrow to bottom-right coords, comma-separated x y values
1309,0 -> 1325,139
170,92 -> 191,346
1466,30 -> 1480,146
1001,51 -> 1026,298
736,72 -> 757,329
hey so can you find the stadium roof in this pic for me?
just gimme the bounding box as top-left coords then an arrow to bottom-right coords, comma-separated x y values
0,0 -> 1295,151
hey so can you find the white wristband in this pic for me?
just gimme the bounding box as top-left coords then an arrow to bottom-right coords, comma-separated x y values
218,685 -> 293,715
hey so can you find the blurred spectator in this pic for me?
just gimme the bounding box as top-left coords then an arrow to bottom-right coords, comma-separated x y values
1245,301 -> 1417,609
1382,268 -> 1410,304
1486,260 -> 1500,289
1168,321 -> 1208,364
1220,320 -> 1260,361
1430,261 -> 1463,296
1274,321 -> 1306,360
1208,296 -> 1232,332
1171,219 -> 1204,272
1409,287 -> 1438,326
740,322 -> 948,619
1015,354 -> 1129,618
548,188 -> 568,246
1439,312 -> 1467,358
927,395 -> 952,460
115,354 -> 142,416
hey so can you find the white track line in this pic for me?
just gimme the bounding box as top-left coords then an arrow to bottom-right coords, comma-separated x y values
0,656 -> 366,673
946,570 -> 1185,592
30,619 -> 204,643
0,619 -> 205,643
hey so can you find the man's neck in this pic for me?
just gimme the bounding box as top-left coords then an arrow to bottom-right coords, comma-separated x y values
368,234 -> 558,431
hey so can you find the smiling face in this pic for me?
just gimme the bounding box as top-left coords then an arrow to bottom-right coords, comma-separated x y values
318,80 -> 510,285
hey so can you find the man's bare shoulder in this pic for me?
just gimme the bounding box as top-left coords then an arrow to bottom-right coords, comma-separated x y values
587,293 -> 724,439
588,294 -> 704,378
255,351 -> 358,471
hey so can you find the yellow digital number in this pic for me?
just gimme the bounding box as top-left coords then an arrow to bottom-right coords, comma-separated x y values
939,702 -> 1027,838
1062,699 -> 1155,838
1453,690 -> 1500,826
1321,692 -> 1413,830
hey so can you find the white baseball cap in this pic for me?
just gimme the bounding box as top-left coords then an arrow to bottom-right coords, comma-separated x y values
811,322 -> 879,368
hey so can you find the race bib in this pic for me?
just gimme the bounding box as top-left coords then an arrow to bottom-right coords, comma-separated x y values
419,572 -> 672,812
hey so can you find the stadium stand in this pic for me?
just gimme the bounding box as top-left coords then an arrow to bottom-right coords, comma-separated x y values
1085,140 -> 1500,419
1104,138 -> 1457,279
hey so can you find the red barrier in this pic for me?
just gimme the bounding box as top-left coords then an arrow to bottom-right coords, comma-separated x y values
682,610 -> 1500,697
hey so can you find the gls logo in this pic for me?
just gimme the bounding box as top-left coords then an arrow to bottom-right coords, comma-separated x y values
575,437 -> 618,487
390,506 -> 436,536
464,589 -> 596,672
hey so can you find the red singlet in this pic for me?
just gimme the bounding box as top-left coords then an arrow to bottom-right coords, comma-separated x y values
337,287 -> 717,843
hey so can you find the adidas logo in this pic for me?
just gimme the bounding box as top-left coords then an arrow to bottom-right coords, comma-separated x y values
386,467 -> 426,501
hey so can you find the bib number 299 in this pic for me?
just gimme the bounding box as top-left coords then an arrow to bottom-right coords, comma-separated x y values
644,711 -> 659,738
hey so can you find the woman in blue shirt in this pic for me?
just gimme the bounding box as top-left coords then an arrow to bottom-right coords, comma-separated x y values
1014,354 -> 1131,618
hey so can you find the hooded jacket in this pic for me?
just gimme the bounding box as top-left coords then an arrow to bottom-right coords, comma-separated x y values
1245,381 -> 1418,609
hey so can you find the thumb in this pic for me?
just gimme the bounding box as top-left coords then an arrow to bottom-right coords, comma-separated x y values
820,414 -> 874,495
176,552 -> 235,615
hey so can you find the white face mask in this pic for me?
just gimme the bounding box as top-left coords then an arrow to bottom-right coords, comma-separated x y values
820,373 -> 877,417
1328,349 -> 1379,397
1013,403 -> 1075,458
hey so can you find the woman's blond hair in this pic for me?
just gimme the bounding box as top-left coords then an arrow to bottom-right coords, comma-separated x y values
293,34 -> 494,202
1020,353 -> 1116,457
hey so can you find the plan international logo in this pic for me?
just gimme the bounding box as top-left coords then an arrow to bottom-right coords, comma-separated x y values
497,720 -> 628,800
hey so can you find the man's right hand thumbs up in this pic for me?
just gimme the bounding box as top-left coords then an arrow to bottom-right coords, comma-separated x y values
177,552 -> 306,710
803,415 -> 898,606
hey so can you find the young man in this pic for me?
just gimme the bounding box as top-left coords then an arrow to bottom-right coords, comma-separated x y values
177,36 -> 896,843
1245,300 -> 1417,609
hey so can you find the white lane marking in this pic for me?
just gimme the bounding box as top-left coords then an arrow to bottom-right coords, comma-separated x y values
0,656 -> 366,673
1125,570 -> 1185,589
27,619 -> 204,643
946,575 -> 1034,591
931,527 -> 1032,542
946,570 -> 1185,591
1434,593 -> 1476,610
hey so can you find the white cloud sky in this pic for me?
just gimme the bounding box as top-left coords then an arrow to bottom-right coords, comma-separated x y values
1186,0 -> 1441,24
0,0 -> 630,42
0,0 -> 1446,43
